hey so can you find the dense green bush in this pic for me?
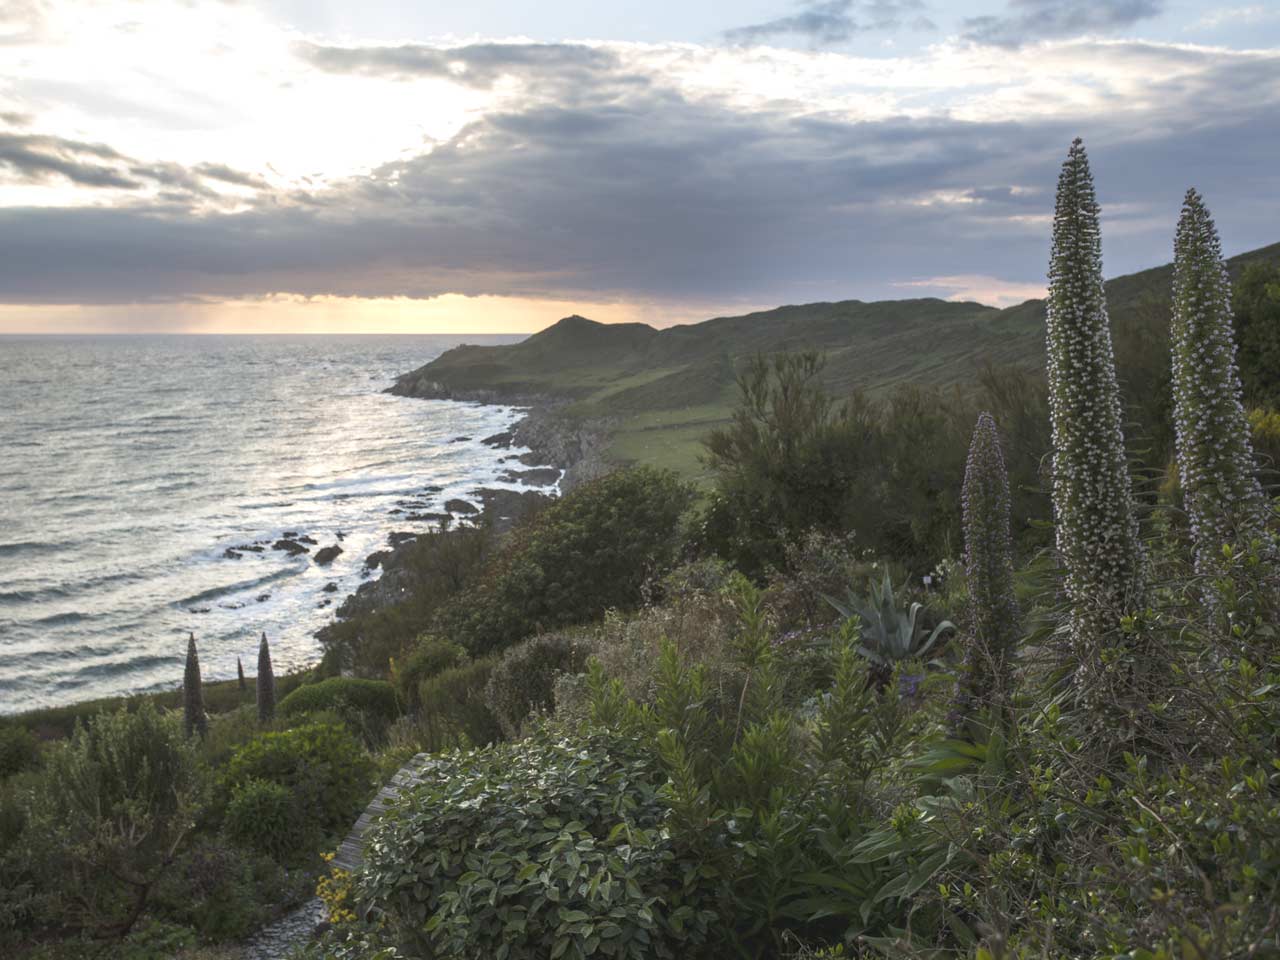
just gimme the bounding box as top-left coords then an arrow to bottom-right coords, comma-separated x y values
224,777 -> 316,863
278,677 -> 399,742
223,721 -> 374,838
27,702 -> 199,938
414,658 -> 502,752
485,633 -> 592,737
391,636 -> 466,711
149,836 -> 279,941
0,723 -> 40,777
359,730 -> 717,959
438,466 -> 695,654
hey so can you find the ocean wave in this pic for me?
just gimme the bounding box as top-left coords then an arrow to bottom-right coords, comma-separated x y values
175,565 -> 300,608
0,540 -> 68,558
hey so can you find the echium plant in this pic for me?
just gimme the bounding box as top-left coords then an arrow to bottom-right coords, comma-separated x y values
1045,139 -> 1148,671
951,412 -> 1019,735
1170,188 -> 1272,591
183,632 -> 208,739
257,631 -> 276,723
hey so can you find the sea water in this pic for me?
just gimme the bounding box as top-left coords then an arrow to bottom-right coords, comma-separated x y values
0,334 -> 546,714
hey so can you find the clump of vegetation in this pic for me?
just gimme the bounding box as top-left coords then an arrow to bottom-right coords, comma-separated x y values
485,632 -> 592,737
257,632 -> 276,723
183,633 -> 208,740
278,677 -> 399,743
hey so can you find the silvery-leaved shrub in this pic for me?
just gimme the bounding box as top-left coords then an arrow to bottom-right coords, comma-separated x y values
1170,188 -> 1272,603
1045,138 -> 1148,684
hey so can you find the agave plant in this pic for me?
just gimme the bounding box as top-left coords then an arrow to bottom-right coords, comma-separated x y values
824,569 -> 955,684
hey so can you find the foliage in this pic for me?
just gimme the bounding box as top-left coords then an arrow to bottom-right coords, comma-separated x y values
27,702 -> 199,938
0,723 -> 41,777
438,466 -> 694,655
390,636 -> 465,711
1170,189 -> 1272,597
412,658 -> 503,752
359,730 -> 718,959
824,569 -> 955,686
952,412 -> 1020,734
1233,259 -> 1280,408
486,633 -> 593,737
224,777 -> 316,863
278,677 -> 400,743
1044,137 -> 1148,696
317,852 -> 358,926
149,836 -> 279,940
257,632 -> 276,723
223,721 -> 374,839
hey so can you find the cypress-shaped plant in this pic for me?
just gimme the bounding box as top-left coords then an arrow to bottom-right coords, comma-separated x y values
1170,188 -> 1271,590
183,632 -> 208,739
952,412 -> 1020,735
237,655 -> 246,691
1045,139 -> 1148,676
257,632 -> 276,723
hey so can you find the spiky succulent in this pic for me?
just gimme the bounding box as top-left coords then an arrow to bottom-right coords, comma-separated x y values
825,569 -> 955,679
257,632 -> 276,723
237,655 -> 246,691
952,412 -> 1020,733
1045,138 -> 1148,667
1170,188 -> 1272,593
183,632 -> 208,739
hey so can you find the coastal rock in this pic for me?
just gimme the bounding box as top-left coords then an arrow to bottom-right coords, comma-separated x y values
388,531 -> 417,547
257,593 -> 271,602
451,435 -> 473,443
422,485 -> 444,493
223,548 -> 242,560
314,545 -> 343,565
336,530 -> 346,541
499,466 -> 561,486
444,498 -> 479,515
273,538 -> 310,555
482,430 -> 515,448
364,550 -> 391,570
405,512 -> 450,522
318,599 -> 331,609
188,606 -> 211,614
323,581 -> 339,593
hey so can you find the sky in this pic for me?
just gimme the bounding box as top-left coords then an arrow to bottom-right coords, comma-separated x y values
1,0 -> 1278,333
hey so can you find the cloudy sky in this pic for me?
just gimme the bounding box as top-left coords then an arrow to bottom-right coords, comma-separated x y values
1,0 -> 1277,333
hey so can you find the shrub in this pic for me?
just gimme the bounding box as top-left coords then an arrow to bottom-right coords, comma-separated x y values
359,730 -> 718,959
414,659 -> 502,752
438,466 -> 695,654
223,722 -> 374,838
0,723 -> 40,778
149,836 -> 275,941
28,702 -> 199,937
391,636 -> 465,711
278,677 -> 399,742
224,777 -> 316,863
485,633 -> 593,737
257,632 -> 276,723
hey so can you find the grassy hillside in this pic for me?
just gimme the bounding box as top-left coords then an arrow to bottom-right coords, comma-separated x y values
392,241 -> 1280,480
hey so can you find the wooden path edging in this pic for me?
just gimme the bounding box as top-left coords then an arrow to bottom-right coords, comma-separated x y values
332,752 -> 429,873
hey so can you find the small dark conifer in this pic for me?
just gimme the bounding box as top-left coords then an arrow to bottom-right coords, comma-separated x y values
183,632 -> 208,739
237,656 -> 246,691
257,632 -> 276,723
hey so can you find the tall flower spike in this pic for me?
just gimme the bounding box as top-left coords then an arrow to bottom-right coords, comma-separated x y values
183,632 -> 208,739
257,631 -> 276,723
1045,139 -> 1148,676
952,412 -> 1020,735
1171,188 -> 1272,595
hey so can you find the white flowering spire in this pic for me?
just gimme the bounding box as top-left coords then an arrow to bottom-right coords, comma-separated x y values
1046,139 -> 1148,664
951,412 -> 1020,734
1171,188 -> 1271,587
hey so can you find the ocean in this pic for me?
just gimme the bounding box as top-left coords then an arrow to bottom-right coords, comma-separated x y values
0,334 -> 546,715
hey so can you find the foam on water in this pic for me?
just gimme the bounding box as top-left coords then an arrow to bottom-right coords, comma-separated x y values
0,334 -> 547,714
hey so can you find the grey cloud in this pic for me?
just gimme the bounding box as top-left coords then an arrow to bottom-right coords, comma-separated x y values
725,1 -> 934,46
1,41 -> 1278,309
963,0 -> 1163,47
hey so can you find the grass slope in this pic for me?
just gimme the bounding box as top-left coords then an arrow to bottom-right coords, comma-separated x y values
392,241 -> 1280,479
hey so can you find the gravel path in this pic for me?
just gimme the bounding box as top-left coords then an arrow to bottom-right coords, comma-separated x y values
242,896 -> 327,960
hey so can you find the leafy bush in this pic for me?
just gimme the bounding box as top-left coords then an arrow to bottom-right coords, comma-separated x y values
413,658 -> 502,752
391,636 -> 465,711
438,466 -> 694,655
224,777 -> 316,863
277,677 -> 399,742
485,633 -> 592,737
359,730 -> 718,959
27,702 -> 199,937
149,836 -> 278,940
223,722 -> 374,838
0,723 -> 40,778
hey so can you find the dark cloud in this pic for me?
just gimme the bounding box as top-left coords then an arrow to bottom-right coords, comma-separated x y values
0,131 -> 268,200
962,0 -> 1163,47
725,0 -> 934,45
1,40 -> 1278,309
